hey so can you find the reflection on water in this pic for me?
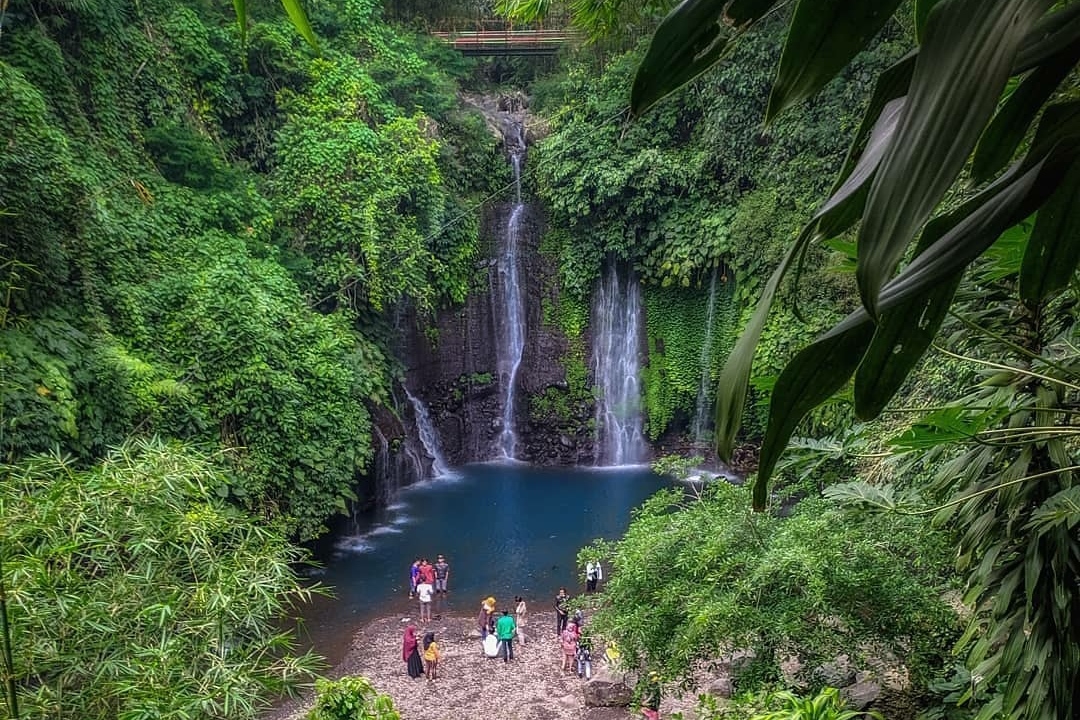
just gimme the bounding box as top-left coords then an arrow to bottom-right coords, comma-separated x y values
297,463 -> 668,665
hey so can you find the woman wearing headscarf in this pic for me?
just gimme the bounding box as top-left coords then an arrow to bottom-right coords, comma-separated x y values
402,624 -> 424,678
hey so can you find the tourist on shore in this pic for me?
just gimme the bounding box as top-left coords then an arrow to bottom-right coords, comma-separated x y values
402,624 -> 424,679
478,596 -> 495,639
573,608 -> 585,629
554,587 -> 570,635
560,621 -> 580,672
482,630 -> 500,658
576,632 -> 593,680
422,632 -> 440,680
409,558 -> 421,598
434,554 -> 450,594
417,576 -> 434,622
495,609 -> 517,663
585,559 -> 603,593
514,595 -> 527,645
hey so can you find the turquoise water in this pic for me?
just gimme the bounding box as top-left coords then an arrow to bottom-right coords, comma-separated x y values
298,463 -> 669,663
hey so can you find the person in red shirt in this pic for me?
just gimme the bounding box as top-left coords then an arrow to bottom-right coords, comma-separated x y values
419,558 -> 436,585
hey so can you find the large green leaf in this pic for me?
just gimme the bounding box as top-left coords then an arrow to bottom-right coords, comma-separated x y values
855,0 -> 1052,317
972,38 -> 1080,184
914,0 -> 946,41
233,0 -> 248,47
766,0 -> 903,122
713,97 -> 904,460
281,0 -> 320,52
1014,1 -> 1080,71
752,321 -> 876,508
753,105 -> 1080,503
1020,158 -> 1080,304
631,0 -> 780,116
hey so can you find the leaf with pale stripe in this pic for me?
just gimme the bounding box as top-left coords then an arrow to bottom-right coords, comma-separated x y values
766,0 -> 903,122
856,0 -> 1053,317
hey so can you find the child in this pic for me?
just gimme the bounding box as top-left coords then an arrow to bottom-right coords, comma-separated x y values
560,622 -> 579,672
576,633 -> 592,680
422,632 -> 440,680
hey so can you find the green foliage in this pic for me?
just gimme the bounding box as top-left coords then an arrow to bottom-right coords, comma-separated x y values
589,483 -> 959,692
306,676 -> 400,720
0,440 -> 322,719
650,453 -> 704,480
642,281 -> 737,438
751,687 -> 882,720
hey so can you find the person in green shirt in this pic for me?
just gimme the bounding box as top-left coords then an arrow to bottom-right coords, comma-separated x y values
495,609 -> 517,663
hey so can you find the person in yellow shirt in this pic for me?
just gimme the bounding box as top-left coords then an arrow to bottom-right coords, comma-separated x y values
422,632 -> 440,680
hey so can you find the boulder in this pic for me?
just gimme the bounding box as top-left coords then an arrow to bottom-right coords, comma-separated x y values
842,680 -> 882,709
706,676 -> 734,699
583,668 -> 633,707
814,654 -> 856,687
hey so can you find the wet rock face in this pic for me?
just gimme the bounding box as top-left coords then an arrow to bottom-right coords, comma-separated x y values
405,201 -> 595,466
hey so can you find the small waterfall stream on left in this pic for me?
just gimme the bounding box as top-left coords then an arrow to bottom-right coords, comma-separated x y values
405,388 -> 451,478
494,121 -> 527,460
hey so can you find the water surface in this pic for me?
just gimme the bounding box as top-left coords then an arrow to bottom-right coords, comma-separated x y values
299,463 -> 668,664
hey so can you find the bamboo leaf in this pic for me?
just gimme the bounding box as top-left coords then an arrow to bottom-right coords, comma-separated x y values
766,0 -> 903,122
753,320 -> 876,509
631,0 -> 780,116
856,0 -> 1052,317
1020,158 -> 1080,305
280,0 -> 320,52
972,38 -> 1080,184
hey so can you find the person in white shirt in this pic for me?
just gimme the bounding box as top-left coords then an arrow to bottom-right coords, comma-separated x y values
586,560 -> 603,593
417,579 -> 434,622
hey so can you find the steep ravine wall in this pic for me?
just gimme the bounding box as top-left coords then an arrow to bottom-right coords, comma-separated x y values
403,201 -> 597,466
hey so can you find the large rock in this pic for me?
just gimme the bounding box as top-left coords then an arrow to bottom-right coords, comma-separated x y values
842,680 -> 882,709
583,667 -> 633,707
814,654 -> 857,687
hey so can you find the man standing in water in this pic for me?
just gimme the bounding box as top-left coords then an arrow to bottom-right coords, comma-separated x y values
434,554 -> 450,594
495,609 -> 517,662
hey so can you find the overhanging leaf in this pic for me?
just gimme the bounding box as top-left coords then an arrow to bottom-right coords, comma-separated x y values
233,0 -> 248,48
753,321 -> 876,509
631,0 -> 780,117
1014,1 -> 1080,72
281,0 -> 320,52
914,0 -> 946,42
855,0 -> 1053,317
972,38 -> 1080,184
1020,157 -> 1080,305
766,0 -> 903,122
715,97 -> 904,459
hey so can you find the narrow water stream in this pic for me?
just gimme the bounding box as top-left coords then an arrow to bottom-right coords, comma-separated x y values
300,464 -> 668,665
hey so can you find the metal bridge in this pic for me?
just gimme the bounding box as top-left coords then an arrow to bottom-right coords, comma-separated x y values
431,28 -> 578,56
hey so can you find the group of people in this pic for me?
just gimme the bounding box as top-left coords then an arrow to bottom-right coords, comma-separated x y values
554,587 -> 592,679
409,555 -> 450,622
401,624 -> 440,681
476,595 -> 525,663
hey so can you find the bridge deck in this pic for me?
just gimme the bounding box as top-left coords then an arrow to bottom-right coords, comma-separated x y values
431,30 -> 577,56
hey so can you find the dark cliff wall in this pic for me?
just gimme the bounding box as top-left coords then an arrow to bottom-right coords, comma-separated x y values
405,200 -> 595,466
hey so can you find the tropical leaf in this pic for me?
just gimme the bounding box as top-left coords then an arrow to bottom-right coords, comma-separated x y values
888,407 -> 995,450
766,0 -> 903,122
715,97 -> 904,460
631,0 -> 781,116
1026,486 -> 1080,532
972,38 -> 1080,184
233,0 -> 248,47
855,0 -> 1053,317
281,0 -> 320,52
1014,1 -> 1080,71
823,480 -> 903,511
914,0 -> 946,41
752,321 -> 876,508
1020,158 -> 1080,305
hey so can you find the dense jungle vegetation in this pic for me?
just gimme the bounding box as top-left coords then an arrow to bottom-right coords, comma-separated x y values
2,0 -> 1078,719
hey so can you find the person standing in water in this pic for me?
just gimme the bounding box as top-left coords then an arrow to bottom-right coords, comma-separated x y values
434,554 -> 450,594
409,558 -> 420,599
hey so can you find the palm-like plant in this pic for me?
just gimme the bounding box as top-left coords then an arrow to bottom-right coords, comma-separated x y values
752,687 -> 882,720
628,2 -> 1080,720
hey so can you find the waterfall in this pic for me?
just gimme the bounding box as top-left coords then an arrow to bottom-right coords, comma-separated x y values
405,388 -> 451,478
593,264 -> 646,465
494,121 -> 527,460
692,268 -> 720,445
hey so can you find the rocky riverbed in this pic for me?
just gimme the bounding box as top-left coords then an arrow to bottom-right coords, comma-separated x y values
265,610 -> 648,720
